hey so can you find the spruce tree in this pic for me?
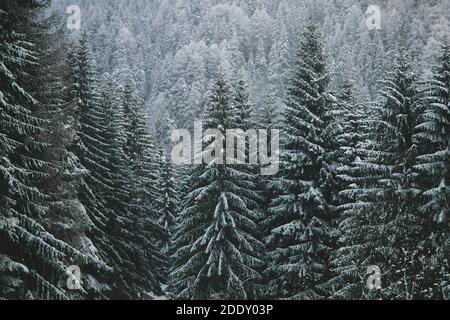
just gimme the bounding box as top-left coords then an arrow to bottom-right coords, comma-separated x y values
122,82 -> 160,210
70,33 -> 111,236
334,80 -> 367,166
265,24 -> 338,300
120,81 -> 169,297
233,78 -> 266,298
234,79 -> 255,131
327,80 -> 371,299
268,21 -> 290,100
414,43 -> 450,299
32,9 -> 111,300
97,77 -> 167,299
257,91 -> 280,298
169,74 -> 264,300
336,50 -> 424,299
0,0 -> 108,300
70,36 -> 167,299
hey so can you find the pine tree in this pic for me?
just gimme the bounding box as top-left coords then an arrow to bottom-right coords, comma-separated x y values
357,30 -> 386,98
334,80 -> 368,166
70,35 -> 167,299
0,0 -> 108,300
121,82 -> 170,281
97,78 -> 135,298
254,36 -> 268,104
233,78 -> 266,298
98,77 -> 167,299
255,37 -> 267,80
227,28 -> 245,72
169,74 -> 264,300
257,90 -> 280,298
31,8 -> 111,300
265,24 -> 338,300
122,82 -> 160,209
70,34 -> 114,269
414,43 -> 450,299
327,80 -> 371,299
335,50 -> 424,300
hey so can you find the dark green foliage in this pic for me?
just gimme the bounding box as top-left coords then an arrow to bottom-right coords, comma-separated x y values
264,24 -> 338,300
169,74 -> 264,300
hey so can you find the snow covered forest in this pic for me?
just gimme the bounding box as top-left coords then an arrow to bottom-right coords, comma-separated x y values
1,0 -> 449,300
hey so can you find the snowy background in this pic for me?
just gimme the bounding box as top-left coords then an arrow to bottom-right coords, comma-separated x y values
53,0 -> 450,133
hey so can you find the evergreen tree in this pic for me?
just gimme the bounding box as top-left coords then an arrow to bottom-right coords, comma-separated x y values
257,91 -> 280,298
414,43 -> 450,299
335,50 -> 424,299
71,36 -> 167,299
32,8 -> 111,300
121,82 -> 170,283
0,0 -> 108,300
227,28 -> 245,72
122,82 -> 160,210
98,78 -> 167,299
357,30 -> 386,98
334,80 -> 368,166
233,78 -> 266,297
70,34 -> 114,269
254,36 -> 268,104
265,24 -> 338,300
327,80 -> 371,299
169,74 -> 264,300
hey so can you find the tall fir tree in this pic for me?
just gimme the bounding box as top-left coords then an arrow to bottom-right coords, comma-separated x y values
97,77 -> 167,299
268,21 -> 290,100
327,80 -> 372,299
122,82 -> 160,210
121,82 -> 169,289
1,0 -> 108,300
71,36 -> 167,298
70,33 -> 111,238
414,43 -> 450,299
31,7 -> 111,299
233,78 -> 266,297
169,74 -> 264,300
334,80 -> 368,166
257,91 -> 280,298
234,79 -> 255,131
265,23 -> 338,300
335,50 -> 425,299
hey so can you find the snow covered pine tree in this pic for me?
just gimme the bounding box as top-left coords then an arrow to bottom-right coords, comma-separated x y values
335,49 -> 425,299
414,43 -> 450,299
1,0 -> 108,300
264,23 -> 339,300
70,35 -> 167,299
169,74 -> 264,300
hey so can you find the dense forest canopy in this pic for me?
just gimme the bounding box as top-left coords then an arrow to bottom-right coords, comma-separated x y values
53,0 -> 450,131
0,0 -> 448,300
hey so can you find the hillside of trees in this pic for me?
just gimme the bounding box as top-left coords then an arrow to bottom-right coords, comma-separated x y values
0,0 -> 448,300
